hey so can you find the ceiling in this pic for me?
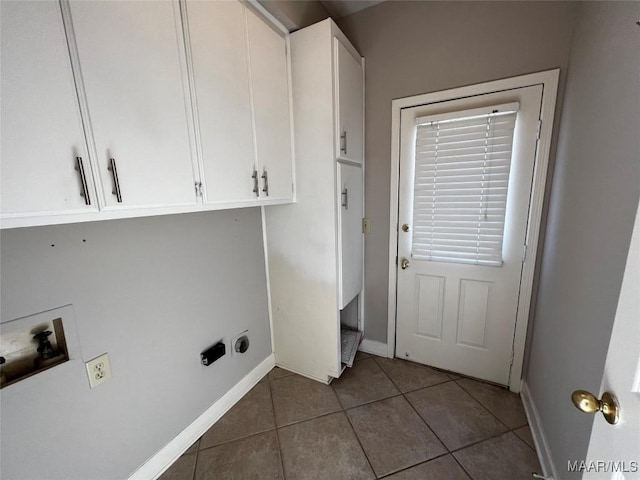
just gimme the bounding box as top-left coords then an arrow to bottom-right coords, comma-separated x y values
320,0 -> 385,19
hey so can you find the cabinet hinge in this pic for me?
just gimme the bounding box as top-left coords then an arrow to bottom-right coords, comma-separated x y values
195,182 -> 203,197
522,244 -> 527,262
536,119 -> 542,140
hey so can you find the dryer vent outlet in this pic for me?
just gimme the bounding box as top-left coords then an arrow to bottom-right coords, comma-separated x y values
232,331 -> 249,356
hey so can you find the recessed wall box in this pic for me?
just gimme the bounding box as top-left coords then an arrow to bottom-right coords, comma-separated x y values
201,341 -> 225,366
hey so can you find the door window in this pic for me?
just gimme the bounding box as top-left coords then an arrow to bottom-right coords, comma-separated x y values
412,103 -> 519,266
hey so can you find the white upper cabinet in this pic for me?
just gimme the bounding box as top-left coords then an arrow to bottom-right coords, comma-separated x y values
1,0 -> 98,222
184,1 -> 293,206
246,8 -> 294,202
1,0 -> 294,229
184,0 -> 256,205
68,0 -> 197,209
335,38 -> 364,164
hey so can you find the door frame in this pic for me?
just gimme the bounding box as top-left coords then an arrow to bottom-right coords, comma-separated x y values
387,70 -> 559,392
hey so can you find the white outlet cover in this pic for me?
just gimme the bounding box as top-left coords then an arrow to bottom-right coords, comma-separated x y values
85,353 -> 112,389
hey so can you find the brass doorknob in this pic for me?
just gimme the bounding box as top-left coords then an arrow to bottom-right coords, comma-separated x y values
402,224 -> 410,232
401,258 -> 410,270
571,390 -> 620,425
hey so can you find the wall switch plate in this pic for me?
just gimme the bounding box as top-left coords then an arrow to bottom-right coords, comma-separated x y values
85,353 -> 112,388
362,218 -> 371,234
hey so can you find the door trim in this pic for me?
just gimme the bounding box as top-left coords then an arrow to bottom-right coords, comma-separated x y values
387,70 -> 559,392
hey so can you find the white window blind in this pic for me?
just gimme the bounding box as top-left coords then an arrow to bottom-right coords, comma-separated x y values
411,102 -> 519,266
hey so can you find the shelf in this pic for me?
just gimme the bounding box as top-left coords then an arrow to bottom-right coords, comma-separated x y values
340,329 -> 362,368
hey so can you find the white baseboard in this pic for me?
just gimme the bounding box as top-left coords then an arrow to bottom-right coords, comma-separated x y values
520,379 -> 559,480
359,338 -> 389,358
128,353 -> 276,480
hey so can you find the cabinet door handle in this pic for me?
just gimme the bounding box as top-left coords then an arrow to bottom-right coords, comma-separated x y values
261,170 -> 269,197
341,188 -> 348,209
108,158 -> 123,203
252,170 -> 259,197
340,130 -> 347,154
75,156 -> 91,205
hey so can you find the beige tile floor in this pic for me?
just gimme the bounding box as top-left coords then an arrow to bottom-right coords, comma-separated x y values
160,352 -> 540,480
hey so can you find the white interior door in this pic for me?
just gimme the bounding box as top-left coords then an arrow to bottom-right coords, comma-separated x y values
334,38 -> 363,164
69,0 -> 196,209
396,85 -> 543,386
584,202 -> 640,479
185,0 -> 256,205
337,161 -> 363,309
1,0 -> 98,217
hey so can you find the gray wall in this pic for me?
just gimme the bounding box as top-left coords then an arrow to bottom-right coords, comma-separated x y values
1,209 -> 271,479
336,1 -> 577,343
526,3 -> 640,476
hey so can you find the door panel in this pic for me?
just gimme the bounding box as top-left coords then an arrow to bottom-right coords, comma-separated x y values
457,279 -> 491,348
335,39 -> 363,164
185,0 -> 256,204
246,8 -> 293,201
415,275 -> 444,340
69,0 -> 196,209
1,1 -> 98,217
585,202 -> 640,478
338,162 -> 363,309
396,85 -> 543,385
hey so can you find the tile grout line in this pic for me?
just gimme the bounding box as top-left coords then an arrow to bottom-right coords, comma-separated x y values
371,355 -> 450,447
371,355 -> 534,479
371,354 -> 457,391
369,355 -> 460,479
330,378 -> 380,478
450,452 -> 475,480
453,377 -> 536,452
374,452 -> 459,480
400,386 -> 457,465
196,426 -> 278,452
512,425 -> 538,453
401,382 -> 519,457
449,430 -> 518,455
190,443 -> 201,480
342,391 -> 406,411
268,373 -> 288,480
452,378 -> 513,431
395,382 -> 510,480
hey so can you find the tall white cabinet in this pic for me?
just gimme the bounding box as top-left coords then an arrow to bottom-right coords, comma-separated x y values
265,19 -> 364,383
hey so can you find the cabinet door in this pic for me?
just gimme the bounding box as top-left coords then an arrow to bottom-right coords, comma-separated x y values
246,8 -> 293,202
335,38 -> 364,165
185,0 -> 257,205
1,1 -> 98,221
69,0 -> 196,209
338,162 -> 363,309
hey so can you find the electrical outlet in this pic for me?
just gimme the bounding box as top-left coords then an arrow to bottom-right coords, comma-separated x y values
231,330 -> 249,356
85,353 -> 112,388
